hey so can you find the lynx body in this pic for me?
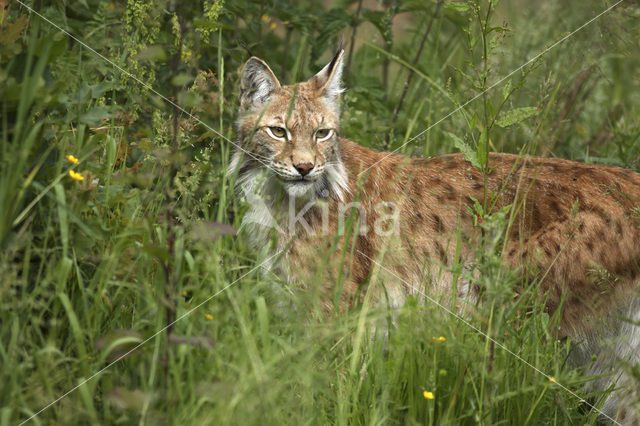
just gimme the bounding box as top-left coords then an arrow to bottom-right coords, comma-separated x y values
229,50 -> 640,424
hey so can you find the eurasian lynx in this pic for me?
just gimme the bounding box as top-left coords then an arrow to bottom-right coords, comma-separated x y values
229,49 -> 640,424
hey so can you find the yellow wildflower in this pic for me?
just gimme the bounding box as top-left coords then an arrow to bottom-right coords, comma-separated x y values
205,314 -> 213,321
549,377 -> 556,383
432,336 -> 446,343
423,391 -> 435,400
69,170 -> 84,181
261,14 -> 270,22
65,154 -> 79,164
269,22 -> 277,30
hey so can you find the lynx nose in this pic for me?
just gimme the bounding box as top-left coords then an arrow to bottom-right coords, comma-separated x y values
294,162 -> 314,176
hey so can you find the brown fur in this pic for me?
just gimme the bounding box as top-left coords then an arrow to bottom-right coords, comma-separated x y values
230,50 -> 640,424
335,145 -> 640,333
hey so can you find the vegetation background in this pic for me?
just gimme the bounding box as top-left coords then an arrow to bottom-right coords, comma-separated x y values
1,0 -> 639,424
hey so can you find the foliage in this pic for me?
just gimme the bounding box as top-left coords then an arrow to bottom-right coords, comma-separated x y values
1,0 -> 639,424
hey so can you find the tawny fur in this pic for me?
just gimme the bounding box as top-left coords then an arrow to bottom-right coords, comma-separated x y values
230,50 -> 640,424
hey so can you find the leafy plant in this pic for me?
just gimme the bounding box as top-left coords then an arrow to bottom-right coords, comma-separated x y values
1,0 -> 638,424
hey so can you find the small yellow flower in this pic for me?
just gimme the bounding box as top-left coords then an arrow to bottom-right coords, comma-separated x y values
432,336 -> 446,343
87,355 -> 94,360
549,377 -> 556,383
261,14 -> 270,22
205,314 -> 213,321
65,154 -> 79,164
423,391 -> 435,400
269,22 -> 277,30
69,170 -> 85,181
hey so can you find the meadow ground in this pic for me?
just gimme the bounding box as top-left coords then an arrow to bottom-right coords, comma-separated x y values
1,0 -> 640,424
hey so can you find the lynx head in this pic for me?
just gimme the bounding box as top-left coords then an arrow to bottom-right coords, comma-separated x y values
230,49 -> 348,200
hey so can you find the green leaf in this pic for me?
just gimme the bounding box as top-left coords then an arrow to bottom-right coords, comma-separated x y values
447,132 -> 481,169
487,99 -> 496,118
477,129 -> 488,168
79,106 -> 111,126
469,195 -> 483,216
137,138 -> 155,151
495,107 -> 540,128
444,2 -> 471,13
451,66 -> 482,91
470,113 -> 478,131
90,82 -> 116,99
141,245 -> 170,263
106,387 -> 149,412
176,91 -> 202,108
95,330 -> 144,362
487,26 -> 510,34
135,45 -> 167,62
502,80 -> 512,100
54,184 -> 69,257
58,291 -> 88,368
311,9 -> 352,60
362,9 -> 393,44
193,19 -> 220,31
171,73 -> 194,87
400,0 -> 438,12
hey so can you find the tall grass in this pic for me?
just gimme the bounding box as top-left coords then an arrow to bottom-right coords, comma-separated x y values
1,0 -> 639,424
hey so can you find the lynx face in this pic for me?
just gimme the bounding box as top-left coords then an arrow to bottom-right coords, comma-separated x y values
232,51 -> 347,199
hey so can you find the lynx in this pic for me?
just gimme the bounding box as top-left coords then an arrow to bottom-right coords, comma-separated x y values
229,49 -> 640,424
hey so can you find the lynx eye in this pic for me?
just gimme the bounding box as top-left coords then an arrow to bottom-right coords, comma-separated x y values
315,128 -> 333,142
266,126 -> 287,141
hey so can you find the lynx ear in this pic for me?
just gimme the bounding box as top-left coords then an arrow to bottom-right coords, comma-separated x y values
309,48 -> 345,106
239,57 -> 281,110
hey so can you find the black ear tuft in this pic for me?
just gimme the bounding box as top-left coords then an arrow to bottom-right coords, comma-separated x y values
239,57 -> 281,111
237,38 -> 254,58
309,47 -> 345,106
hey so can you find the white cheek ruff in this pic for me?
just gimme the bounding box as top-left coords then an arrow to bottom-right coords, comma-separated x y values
315,129 -> 334,142
324,160 -> 349,201
265,127 -> 287,141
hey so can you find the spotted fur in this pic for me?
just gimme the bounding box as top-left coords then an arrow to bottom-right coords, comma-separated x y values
230,51 -> 640,424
